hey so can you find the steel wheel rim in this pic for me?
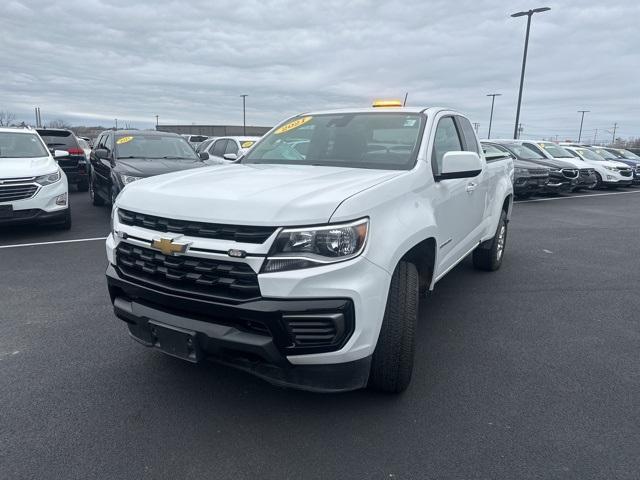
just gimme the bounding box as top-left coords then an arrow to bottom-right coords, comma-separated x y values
496,224 -> 506,261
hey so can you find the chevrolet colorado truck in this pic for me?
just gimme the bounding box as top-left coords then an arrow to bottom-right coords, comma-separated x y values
106,103 -> 514,393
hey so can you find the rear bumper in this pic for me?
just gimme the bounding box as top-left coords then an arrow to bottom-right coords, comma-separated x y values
64,170 -> 88,184
106,264 -> 371,392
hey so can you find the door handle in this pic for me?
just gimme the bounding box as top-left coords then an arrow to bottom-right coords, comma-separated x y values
466,182 -> 477,193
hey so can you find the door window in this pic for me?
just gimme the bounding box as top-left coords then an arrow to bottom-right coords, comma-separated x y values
457,116 -> 479,154
211,139 -> 227,157
225,140 -> 239,155
431,117 -> 463,175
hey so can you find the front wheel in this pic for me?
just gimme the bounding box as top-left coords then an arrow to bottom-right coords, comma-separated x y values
368,261 -> 419,393
594,172 -> 603,189
90,177 -> 105,206
473,210 -> 508,271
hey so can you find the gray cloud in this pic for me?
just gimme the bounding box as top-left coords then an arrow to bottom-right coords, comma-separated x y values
1,0 -> 638,140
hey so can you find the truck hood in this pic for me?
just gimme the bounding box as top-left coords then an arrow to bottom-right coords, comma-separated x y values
115,158 -> 205,177
0,156 -> 58,179
117,163 -> 404,226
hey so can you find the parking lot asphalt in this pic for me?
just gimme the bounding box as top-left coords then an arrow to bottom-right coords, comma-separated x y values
1,189 -> 639,480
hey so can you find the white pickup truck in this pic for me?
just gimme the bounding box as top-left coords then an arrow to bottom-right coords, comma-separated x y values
106,103 -> 514,393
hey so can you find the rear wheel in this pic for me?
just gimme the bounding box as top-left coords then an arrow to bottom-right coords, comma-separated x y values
368,261 -> 419,393
473,210 -> 508,271
90,177 -> 105,206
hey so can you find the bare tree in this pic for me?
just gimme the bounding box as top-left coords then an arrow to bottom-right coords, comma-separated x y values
49,118 -> 71,129
0,111 -> 17,126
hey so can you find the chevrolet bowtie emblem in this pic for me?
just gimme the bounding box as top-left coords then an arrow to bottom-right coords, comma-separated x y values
150,237 -> 190,256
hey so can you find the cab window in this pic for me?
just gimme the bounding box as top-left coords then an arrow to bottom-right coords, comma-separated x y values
457,116 -> 479,154
431,116 -> 463,175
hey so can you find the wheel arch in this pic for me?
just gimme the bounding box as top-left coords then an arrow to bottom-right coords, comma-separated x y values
398,236 -> 437,293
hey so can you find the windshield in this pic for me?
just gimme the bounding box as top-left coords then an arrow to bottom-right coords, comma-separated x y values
243,113 -> 424,170
622,149 -> 640,160
574,148 -> 605,161
538,142 -> 573,158
115,135 -> 198,160
502,143 -> 545,159
590,148 -> 617,160
188,135 -> 208,143
0,132 -> 49,158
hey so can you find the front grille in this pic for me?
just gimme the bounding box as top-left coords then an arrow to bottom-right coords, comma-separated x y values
0,183 -> 38,202
620,169 -> 632,177
118,209 -> 276,244
562,169 -> 579,179
579,168 -> 594,177
116,242 -> 260,302
528,168 -> 548,176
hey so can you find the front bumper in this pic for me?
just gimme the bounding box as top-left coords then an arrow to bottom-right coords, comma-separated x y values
514,175 -> 548,195
0,177 -> 68,224
107,264 -> 372,392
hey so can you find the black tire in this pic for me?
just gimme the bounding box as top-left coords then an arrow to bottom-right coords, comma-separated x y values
90,177 -> 105,206
473,210 -> 508,271
594,172 -> 603,189
56,207 -> 72,230
368,261 -> 419,393
77,180 -> 89,192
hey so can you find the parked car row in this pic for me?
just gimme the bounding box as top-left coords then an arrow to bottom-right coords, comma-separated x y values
480,139 -> 640,198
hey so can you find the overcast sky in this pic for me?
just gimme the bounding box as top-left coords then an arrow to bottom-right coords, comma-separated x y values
2,0 -> 639,140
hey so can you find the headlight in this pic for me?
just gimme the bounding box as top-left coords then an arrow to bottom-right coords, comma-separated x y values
514,167 -> 528,175
120,174 -> 142,185
110,207 -> 118,234
604,166 -> 618,171
548,168 -> 561,173
263,218 -> 369,273
35,169 -> 61,186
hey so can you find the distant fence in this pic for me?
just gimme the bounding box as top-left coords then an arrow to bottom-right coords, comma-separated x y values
156,125 -> 272,137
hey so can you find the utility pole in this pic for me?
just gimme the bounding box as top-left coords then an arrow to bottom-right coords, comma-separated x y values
517,123 -> 523,139
403,92 -> 408,106
511,7 -> 551,139
155,115 -> 159,128
611,123 -> 617,145
577,110 -> 589,143
240,94 -> 248,136
486,93 -> 501,139
115,118 -> 118,130
473,122 -> 480,133
593,128 -> 598,145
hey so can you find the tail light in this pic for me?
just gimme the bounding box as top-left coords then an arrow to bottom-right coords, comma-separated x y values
67,148 -> 84,155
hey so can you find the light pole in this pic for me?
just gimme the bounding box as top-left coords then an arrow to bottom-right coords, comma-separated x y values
486,93 -> 501,139
577,110 -> 589,143
155,115 -> 159,128
511,7 -> 551,139
240,94 -> 248,135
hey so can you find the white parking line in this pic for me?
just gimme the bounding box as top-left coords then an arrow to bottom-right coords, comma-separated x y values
0,236 -> 107,250
516,190 -> 640,203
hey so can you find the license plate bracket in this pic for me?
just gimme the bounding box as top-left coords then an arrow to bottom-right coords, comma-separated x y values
0,205 -> 13,218
148,321 -> 201,363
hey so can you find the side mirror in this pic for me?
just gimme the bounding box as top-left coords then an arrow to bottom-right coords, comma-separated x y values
199,152 -> 209,160
95,148 -> 109,160
436,152 -> 482,181
53,150 -> 69,158
223,153 -> 238,161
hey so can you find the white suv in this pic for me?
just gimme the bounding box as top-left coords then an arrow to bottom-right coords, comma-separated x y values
0,127 -> 71,229
106,105 -> 513,392
562,146 -> 633,188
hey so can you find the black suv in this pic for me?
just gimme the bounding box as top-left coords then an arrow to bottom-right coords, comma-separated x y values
481,142 -> 549,198
89,130 -> 209,206
36,128 -> 89,191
